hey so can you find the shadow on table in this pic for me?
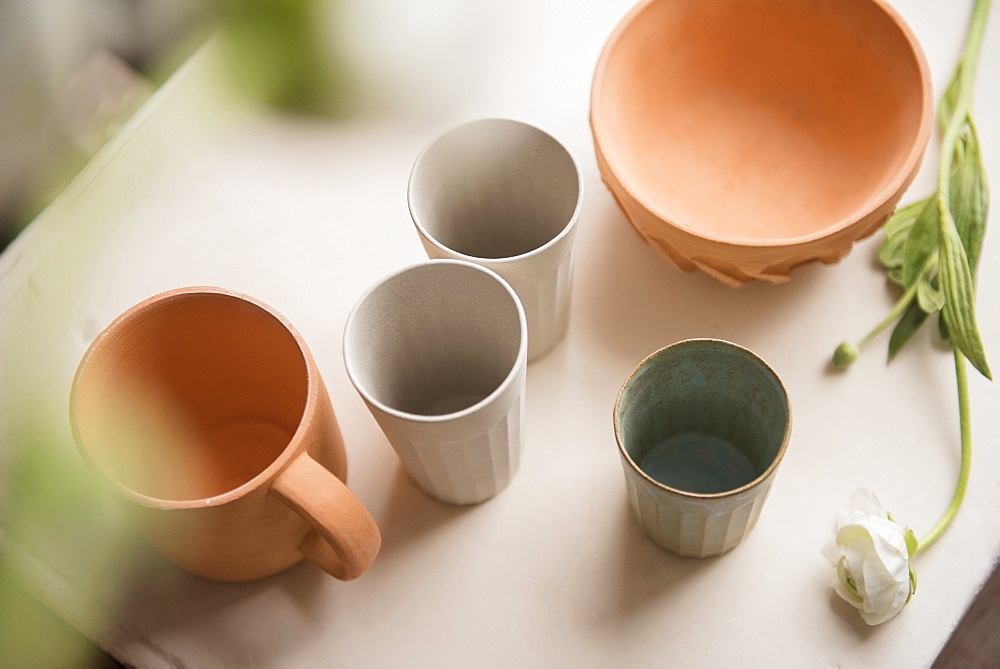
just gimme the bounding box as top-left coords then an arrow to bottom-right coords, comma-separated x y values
827,587 -> 881,640
604,498 -> 720,620
374,466 -> 473,559
574,197 -> 833,370
108,545 -> 333,665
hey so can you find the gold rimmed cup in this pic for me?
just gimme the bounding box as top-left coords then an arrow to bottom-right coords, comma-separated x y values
613,339 -> 791,557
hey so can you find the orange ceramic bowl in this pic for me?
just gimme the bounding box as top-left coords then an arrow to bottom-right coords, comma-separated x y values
591,0 -> 932,286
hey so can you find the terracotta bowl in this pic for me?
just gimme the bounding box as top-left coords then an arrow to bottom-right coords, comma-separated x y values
590,0 -> 932,286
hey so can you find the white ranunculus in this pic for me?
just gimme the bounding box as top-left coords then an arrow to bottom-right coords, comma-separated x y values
822,489 -> 917,625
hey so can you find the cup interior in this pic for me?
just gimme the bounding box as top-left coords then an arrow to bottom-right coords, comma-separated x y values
72,291 -> 309,501
409,119 -> 581,259
615,340 -> 789,495
345,261 -> 524,417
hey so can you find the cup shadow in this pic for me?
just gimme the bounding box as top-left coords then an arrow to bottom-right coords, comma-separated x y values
574,196 -> 833,369
607,497 -> 719,620
374,466 -> 473,560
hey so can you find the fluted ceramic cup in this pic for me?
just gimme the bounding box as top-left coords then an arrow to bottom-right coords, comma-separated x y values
614,339 -> 791,557
408,118 -> 583,361
344,260 -> 527,505
70,287 -> 381,582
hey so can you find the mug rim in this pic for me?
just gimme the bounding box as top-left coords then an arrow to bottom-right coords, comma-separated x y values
406,117 -> 584,265
343,259 -> 528,424
69,286 -> 319,510
612,338 -> 792,500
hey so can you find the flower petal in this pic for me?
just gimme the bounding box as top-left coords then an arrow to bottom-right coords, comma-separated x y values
868,523 -> 909,582
837,525 -> 875,588
832,558 -> 864,607
837,489 -> 888,528
822,537 -> 843,566
859,552 -> 909,625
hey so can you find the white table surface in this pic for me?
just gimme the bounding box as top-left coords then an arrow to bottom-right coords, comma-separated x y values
2,1 -> 999,666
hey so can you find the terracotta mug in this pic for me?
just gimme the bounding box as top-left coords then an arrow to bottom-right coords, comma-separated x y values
69,287 -> 381,582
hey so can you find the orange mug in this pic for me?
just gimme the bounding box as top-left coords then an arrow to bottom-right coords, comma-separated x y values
70,287 -> 380,582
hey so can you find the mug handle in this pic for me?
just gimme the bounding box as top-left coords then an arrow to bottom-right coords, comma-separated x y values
271,452 -> 381,581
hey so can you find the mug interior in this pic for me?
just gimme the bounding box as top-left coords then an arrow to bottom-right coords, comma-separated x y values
409,119 -> 580,259
616,340 -> 789,495
345,262 -> 523,417
72,292 -> 309,501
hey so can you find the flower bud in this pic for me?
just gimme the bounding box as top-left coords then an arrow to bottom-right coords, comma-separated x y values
822,489 -> 915,625
832,342 -> 859,367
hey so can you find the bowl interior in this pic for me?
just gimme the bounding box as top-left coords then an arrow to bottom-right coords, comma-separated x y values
593,0 -> 928,242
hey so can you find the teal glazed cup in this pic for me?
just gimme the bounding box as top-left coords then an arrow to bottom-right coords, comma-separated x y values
614,339 -> 791,557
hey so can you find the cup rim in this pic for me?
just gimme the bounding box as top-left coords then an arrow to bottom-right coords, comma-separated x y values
407,117 -> 584,264
343,259 -> 528,424
612,338 -> 792,500
69,286 -> 319,510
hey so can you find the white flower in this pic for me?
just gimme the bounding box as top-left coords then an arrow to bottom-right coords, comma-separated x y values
822,489 -> 917,625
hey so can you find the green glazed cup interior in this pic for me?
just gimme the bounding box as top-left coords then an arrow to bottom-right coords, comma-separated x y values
615,339 -> 790,496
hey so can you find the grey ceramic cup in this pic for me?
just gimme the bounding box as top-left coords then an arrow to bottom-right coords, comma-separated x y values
613,339 -> 791,557
344,260 -> 527,506
407,118 -> 583,362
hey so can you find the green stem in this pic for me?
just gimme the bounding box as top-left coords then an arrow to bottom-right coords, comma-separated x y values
915,350 -> 972,555
857,282 -> 919,348
914,0 -> 991,556
855,255 -> 939,349
938,0 -> 992,203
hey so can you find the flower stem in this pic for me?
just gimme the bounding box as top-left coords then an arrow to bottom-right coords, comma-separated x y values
938,0 -> 992,201
915,350 -> 972,555
854,253 -> 939,351
857,282 -> 919,348
913,0 -> 990,557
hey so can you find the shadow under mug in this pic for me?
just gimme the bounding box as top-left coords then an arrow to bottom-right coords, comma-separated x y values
614,339 -> 791,557
69,287 -> 381,582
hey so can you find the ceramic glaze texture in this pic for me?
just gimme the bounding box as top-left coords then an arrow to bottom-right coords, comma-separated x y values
408,118 -> 583,360
614,339 -> 791,557
344,260 -> 528,505
70,287 -> 381,582
591,0 -> 933,285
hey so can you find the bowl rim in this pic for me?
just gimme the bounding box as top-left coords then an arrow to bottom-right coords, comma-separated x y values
589,0 -> 934,249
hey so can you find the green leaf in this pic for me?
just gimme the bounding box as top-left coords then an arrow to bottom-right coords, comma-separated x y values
901,198 -> 940,287
887,265 -> 906,288
938,311 -> 951,343
905,528 -> 919,558
879,196 -> 933,270
938,203 -> 992,379
879,234 -> 908,273
884,196 -> 934,240
949,119 -> 989,273
888,300 -> 930,362
916,277 -> 946,313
